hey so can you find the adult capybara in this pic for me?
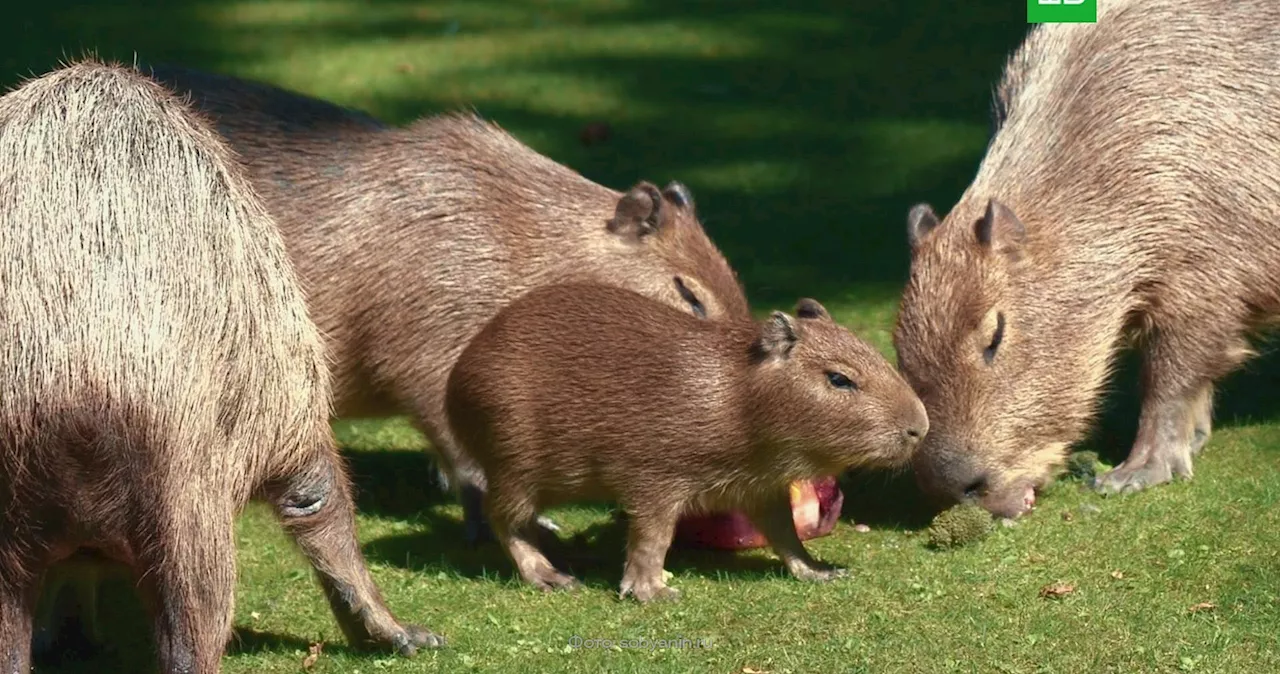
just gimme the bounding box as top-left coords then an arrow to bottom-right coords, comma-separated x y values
145,65 -> 752,544
894,0 -> 1280,517
446,284 -> 927,601
0,61 -> 440,673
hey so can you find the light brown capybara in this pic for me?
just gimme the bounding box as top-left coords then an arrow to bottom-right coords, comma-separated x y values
894,0 -> 1280,517
145,64 -> 752,544
0,60 -> 440,673
445,284 -> 927,601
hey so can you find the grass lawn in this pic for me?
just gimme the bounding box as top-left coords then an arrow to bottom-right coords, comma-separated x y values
14,1 -> 1280,672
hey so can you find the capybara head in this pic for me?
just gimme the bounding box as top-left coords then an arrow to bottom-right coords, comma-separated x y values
603,180 -> 751,322
894,200 -> 1107,518
746,298 -> 929,475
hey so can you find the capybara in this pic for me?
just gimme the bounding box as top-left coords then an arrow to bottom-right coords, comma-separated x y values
893,0 -> 1280,517
145,65 -> 752,544
445,284 -> 927,601
0,60 -> 440,673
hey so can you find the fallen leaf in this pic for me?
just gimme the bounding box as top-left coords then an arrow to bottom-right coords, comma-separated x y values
250,611 -> 261,621
1110,570 -> 1125,580
302,641 -> 324,670
1027,552 -> 1047,563
394,63 -> 414,74
1061,510 -> 1074,522
1188,602 -> 1217,614
742,668 -> 771,674
1038,582 -> 1075,599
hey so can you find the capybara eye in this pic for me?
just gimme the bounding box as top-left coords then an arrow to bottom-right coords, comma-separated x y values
826,371 -> 857,391
673,276 -> 707,319
983,311 -> 1006,365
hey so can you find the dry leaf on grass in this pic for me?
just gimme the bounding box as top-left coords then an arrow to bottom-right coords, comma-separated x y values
1038,582 -> 1075,599
302,641 -> 324,670
742,668 -> 771,674
1188,602 -> 1217,614
1110,571 -> 1125,580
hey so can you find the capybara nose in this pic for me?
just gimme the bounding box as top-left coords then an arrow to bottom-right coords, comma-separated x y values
912,444 -> 985,504
901,399 -> 929,447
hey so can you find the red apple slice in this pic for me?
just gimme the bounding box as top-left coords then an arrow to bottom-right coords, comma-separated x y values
673,476 -> 844,550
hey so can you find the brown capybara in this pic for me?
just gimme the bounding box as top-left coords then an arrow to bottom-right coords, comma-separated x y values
894,0 -> 1280,518
0,61 -> 441,673
445,284 -> 927,601
145,65 -> 752,545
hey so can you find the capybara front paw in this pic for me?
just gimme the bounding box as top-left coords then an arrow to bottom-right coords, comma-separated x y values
529,568 -> 581,592
1094,452 -> 1191,495
401,624 -> 447,653
791,562 -> 848,582
619,576 -> 681,603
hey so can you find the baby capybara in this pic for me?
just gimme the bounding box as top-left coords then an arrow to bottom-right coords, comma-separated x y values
145,65 -> 752,544
0,61 -> 439,673
445,284 -> 927,601
895,0 -> 1280,517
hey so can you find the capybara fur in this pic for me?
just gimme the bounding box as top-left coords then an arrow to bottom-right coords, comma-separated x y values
894,0 -> 1280,517
145,65 -> 752,544
0,60 -> 440,673
445,284 -> 927,601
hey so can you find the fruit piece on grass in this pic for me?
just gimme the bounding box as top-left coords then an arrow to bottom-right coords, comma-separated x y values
673,476 -> 844,550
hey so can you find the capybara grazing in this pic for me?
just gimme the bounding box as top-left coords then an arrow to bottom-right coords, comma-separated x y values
0,61 -> 440,673
146,65 -> 752,544
445,284 -> 927,601
893,0 -> 1280,517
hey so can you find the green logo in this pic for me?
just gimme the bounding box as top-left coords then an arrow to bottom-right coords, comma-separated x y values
1027,0 -> 1097,23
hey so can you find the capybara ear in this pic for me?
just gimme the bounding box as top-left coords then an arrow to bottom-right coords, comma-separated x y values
662,181 -> 695,211
976,199 -> 1026,255
794,298 -> 829,321
754,311 -> 799,360
907,203 -> 940,249
607,182 -> 664,238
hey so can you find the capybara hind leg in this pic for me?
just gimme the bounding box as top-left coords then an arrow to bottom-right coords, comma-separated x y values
140,510 -> 237,673
749,491 -> 847,582
1,580 -> 35,674
274,452 -> 444,654
618,507 -> 680,603
485,488 -> 578,591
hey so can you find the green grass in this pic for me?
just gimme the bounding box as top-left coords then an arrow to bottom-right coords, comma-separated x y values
16,1 -> 1280,672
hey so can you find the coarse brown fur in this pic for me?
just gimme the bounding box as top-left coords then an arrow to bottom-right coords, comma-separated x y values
894,0 -> 1280,517
145,65 -> 751,543
0,60 -> 440,673
446,284 -> 926,601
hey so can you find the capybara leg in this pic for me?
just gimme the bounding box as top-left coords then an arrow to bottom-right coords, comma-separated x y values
142,510 -> 237,673
1095,378 -> 1216,494
1189,383 -> 1214,456
749,492 -> 847,582
461,481 -> 563,548
1,580 -> 35,674
618,508 -> 680,603
275,453 -> 444,654
485,488 -> 577,591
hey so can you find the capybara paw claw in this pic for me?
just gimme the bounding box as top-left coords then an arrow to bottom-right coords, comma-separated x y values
620,581 -> 681,603
531,570 -> 580,591
403,625 -> 446,651
1094,456 -> 1189,495
795,565 -> 848,582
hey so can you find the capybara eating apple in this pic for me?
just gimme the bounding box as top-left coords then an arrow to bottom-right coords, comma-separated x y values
894,0 -> 1280,517
445,284 -> 927,601
0,60 -> 440,673
145,64 -> 752,545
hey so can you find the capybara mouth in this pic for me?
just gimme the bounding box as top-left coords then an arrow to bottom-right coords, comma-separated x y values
978,483 -> 1036,519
